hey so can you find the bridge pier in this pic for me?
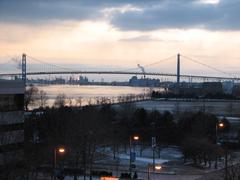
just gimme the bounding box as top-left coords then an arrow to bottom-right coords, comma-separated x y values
177,53 -> 180,93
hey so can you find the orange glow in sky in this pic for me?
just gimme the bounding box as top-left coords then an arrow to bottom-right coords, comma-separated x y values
1,0 -> 240,77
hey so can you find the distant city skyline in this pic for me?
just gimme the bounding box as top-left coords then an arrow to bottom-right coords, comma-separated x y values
1,0 -> 240,77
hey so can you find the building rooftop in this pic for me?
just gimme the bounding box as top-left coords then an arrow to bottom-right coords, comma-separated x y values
0,80 -> 24,94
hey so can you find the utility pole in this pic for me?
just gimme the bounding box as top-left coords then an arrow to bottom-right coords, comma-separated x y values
22,53 -> 26,86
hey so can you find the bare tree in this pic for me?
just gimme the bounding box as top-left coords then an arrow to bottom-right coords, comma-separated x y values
95,97 -> 100,105
100,97 -> 107,105
54,93 -> 67,107
67,97 -> 73,106
38,90 -> 48,108
25,84 -> 39,110
87,98 -> 93,105
75,97 -> 83,107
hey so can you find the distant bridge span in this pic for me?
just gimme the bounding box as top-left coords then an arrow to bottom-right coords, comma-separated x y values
1,54 -> 239,84
0,71 -> 240,81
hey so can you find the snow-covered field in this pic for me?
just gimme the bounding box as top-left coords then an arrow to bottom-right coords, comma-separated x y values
118,153 -> 169,164
134,100 -> 240,116
98,145 -> 183,164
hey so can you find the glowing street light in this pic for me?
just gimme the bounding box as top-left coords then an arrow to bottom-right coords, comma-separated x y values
216,120 -> 225,145
133,135 -> 139,141
148,164 -> 162,180
58,148 -> 65,153
219,122 -> 224,128
155,165 -> 162,170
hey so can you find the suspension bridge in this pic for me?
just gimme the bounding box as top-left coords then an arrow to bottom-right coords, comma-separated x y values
0,53 -> 239,85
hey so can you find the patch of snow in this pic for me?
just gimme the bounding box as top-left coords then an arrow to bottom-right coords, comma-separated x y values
118,153 -> 169,164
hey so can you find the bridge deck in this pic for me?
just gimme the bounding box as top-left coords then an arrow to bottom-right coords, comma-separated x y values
0,71 -> 239,81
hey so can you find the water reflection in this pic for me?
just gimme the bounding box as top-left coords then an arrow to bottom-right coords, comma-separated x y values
37,85 -> 157,107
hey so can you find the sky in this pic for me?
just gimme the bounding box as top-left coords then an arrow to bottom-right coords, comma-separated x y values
1,0 -> 240,77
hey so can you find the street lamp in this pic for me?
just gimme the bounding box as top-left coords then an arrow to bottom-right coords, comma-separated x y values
215,121 -> 225,169
54,146 -> 66,180
58,148 -> 65,153
219,122 -> 224,128
147,164 -> 162,180
155,165 -> 162,170
217,121 -> 229,177
133,136 -> 139,141
216,121 -> 224,144
129,135 -> 139,177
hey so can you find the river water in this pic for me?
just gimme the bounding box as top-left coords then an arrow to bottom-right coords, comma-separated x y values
37,85 -> 157,106
34,85 -> 240,116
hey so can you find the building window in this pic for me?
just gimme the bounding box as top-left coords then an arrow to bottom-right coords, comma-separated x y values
0,94 -> 24,112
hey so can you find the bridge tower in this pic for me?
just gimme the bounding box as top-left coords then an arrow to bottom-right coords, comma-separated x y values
177,53 -> 180,92
22,53 -> 26,85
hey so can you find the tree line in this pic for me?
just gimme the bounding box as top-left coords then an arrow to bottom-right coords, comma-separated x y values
24,84 -> 151,110
23,102 -> 232,179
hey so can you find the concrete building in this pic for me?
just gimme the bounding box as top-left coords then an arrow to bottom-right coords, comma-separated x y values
0,80 -> 24,169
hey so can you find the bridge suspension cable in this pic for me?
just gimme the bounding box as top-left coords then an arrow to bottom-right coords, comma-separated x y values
181,54 -> 236,78
144,54 -> 176,68
27,55 -> 77,72
121,54 -> 176,72
27,54 -> 175,74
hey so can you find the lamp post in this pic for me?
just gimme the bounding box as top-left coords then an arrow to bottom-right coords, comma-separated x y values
215,121 -> 224,169
217,121 -> 228,179
54,147 -> 65,180
216,121 -> 224,144
129,135 -> 139,177
147,164 -> 162,180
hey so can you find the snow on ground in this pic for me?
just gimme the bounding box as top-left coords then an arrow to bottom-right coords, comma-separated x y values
118,153 -> 169,164
98,146 -> 184,167
116,146 -> 183,162
160,147 -> 183,160
98,146 -> 184,168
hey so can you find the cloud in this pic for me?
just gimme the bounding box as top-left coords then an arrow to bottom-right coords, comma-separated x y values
1,0 -> 240,31
119,35 -> 182,43
0,0 -> 102,23
111,0 -> 240,31
0,0 -> 146,23
119,35 -> 159,42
